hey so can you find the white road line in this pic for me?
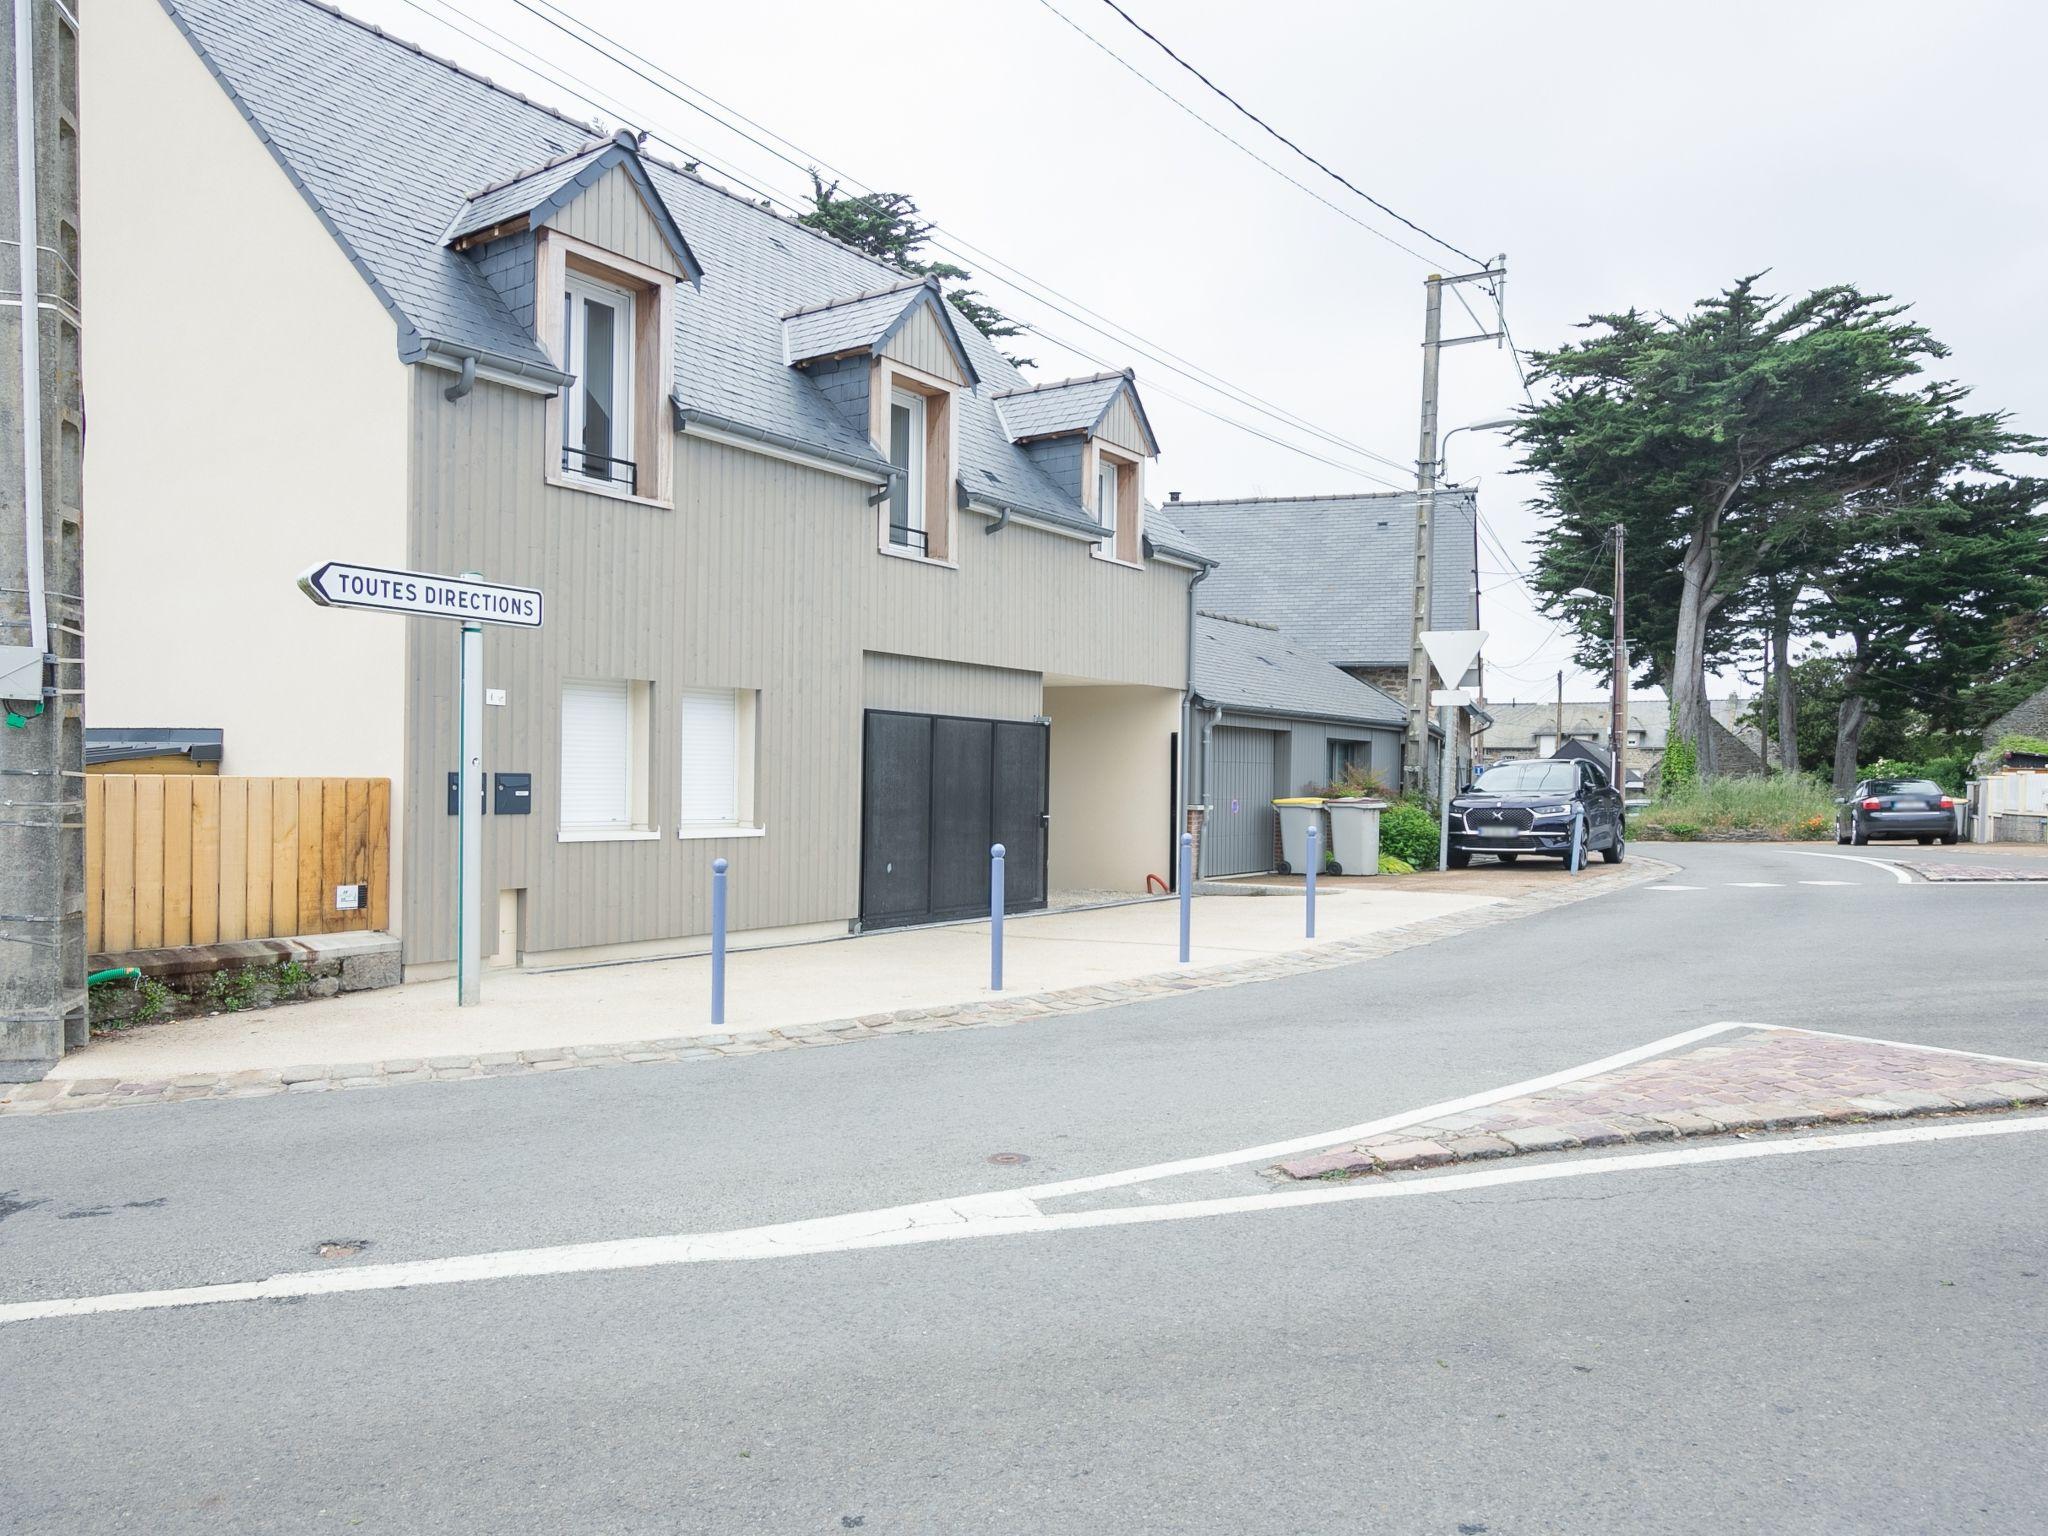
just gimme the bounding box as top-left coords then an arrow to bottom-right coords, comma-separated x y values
1649,884 -> 1702,892
6,1115 -> 2043,1327
1009,1020 -> 1760,1202
1786,1026 -> 2048,1073
1727,882 -> 1784,888
1799,880 -> 1856,886
1788,851 -> 1915,883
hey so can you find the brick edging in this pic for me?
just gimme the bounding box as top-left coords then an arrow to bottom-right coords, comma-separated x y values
3,859 -> 1675,1117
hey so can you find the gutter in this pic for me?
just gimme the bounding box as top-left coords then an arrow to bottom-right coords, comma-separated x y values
960,486 -> 1114,543
415,337 -> 570,395
674,402 -> 895,487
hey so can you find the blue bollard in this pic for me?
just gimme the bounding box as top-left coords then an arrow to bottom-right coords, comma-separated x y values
990,843 -> 1005,992
1178,831 -> 1193,963
710,857 -> 728,1025
1305,823 -> 1318,939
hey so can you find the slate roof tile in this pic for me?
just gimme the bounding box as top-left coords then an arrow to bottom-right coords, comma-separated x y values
1195,615 -> 1406,727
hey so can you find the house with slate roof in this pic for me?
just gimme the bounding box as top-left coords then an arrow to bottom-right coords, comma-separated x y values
1190,614 -> 1405,875
82,0 -> 1213,970
1165,488 -> 1482,795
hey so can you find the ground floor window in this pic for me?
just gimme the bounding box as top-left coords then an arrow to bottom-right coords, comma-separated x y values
560,678 -> 653,839
1327,737 -> 1372,784
678,687 -> 759,835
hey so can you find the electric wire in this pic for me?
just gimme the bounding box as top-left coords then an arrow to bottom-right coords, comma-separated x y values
1091,0 -> 1487,268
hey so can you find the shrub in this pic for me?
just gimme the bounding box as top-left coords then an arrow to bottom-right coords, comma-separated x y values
1314,763 -> 1394,800
1866,754 -> 1970,795
1632,772 -> 1837,841
1377,853 -> 1415,875
1377,798 -> 1440,871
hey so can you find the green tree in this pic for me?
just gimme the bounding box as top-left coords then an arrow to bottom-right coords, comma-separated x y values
1516,278 -> 2021,777
796,173 -> 1033,369
1806,477 -> 2048,789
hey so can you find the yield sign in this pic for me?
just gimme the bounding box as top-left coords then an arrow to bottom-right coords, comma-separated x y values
1420,628 -> 1488,687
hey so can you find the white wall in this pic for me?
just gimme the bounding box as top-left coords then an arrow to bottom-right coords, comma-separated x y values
83,0 -> 411,925
1045,685 -> 1181,892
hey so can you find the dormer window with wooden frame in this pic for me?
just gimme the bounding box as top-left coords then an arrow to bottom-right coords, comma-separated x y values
782,277 -> 980,568
991,369 -> 1161,570
447,132 -> 703,511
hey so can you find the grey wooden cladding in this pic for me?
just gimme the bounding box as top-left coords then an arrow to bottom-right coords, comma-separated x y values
542,164 -> 684,279
405,376 -> 1194,964
863,652 -> 1042,720
1095,392 -> 1152,456
879,303 -> 968,383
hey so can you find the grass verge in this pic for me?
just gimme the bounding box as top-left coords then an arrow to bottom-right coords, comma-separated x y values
1631,773 -> 1837,842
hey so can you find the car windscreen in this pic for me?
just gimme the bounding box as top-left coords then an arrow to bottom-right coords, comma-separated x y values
1473,762 -> 1577,795
1866,779 -> 1944,798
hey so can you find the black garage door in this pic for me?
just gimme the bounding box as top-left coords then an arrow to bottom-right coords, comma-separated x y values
860,709 -> 1049,929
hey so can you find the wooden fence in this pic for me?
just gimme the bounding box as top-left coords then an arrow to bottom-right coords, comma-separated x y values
85,776 -> 390,954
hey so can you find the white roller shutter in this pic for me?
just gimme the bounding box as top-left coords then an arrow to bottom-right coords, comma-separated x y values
560,679 -> 631,828
679,689 -> 738,824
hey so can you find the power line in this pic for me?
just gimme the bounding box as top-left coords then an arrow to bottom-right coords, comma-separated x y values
480,0 -> 1431,483
1030,0 -> 1440,268
1091,0 -> 1486,268
401,0 -> 1419,492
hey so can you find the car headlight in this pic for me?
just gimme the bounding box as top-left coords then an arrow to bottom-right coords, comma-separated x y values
1530,804 -> 1572,819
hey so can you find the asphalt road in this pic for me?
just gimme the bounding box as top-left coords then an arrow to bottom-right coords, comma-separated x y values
4,842 -> 2044,1533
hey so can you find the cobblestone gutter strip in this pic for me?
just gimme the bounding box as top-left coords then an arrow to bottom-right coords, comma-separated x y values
2,860 -> 1673,1118
1275,1027 -> 2048,1179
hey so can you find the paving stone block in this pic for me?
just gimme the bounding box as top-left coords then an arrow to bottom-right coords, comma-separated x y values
1499,1126 -> 1580,1153
1277,1148 -> 1377,1179
1443,1134 -> 1517,1160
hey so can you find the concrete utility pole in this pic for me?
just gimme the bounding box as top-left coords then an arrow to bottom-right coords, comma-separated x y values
1610,524 -> 1627,789
1404,261 -> 1505,798
0,0 -> 83,1081
1554,671 -> 1564,752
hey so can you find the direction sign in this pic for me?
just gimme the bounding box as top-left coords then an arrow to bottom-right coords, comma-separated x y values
1420,628 -> 1488,688
298,561 -> 543,629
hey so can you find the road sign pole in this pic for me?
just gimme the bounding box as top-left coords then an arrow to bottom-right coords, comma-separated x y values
1437,703 -> 1455,871
456,587 -> 484,1007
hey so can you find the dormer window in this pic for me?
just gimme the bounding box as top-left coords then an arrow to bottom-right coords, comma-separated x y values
1091,442 -> 1141,565
1095,454 -> 1119,534
448,132 -> 702,511
888,388 -> 928,552
562,272 -> 635,488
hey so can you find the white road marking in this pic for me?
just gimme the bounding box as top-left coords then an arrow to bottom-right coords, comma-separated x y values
1786,1027 -> 2048,1073
1799,880 -> 1856,886
1789,851 -> 1915,883
6,1115 -> 2043,1327
1649,884 -> 1702,891
1727,882 -> 1784,888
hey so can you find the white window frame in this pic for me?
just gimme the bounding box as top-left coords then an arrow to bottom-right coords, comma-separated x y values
562,271 -> 636,490
887,388 -> 927,551
677,687 -> 763,840
1096,454 -> 1119,534
558,678 -> 658,842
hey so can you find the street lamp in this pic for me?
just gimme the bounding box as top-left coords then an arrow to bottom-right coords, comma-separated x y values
1440,416 -> 1519,482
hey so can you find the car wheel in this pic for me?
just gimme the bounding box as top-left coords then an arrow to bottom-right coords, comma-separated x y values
1835,820 -> 1848,845
1940,832 -> 1959,845
1446,849 -> 1471,870
1496,853 -> 1519,865
1602,833 -> 1625,865
1849,820 -> 1868,846
1917,836 -> 1933,845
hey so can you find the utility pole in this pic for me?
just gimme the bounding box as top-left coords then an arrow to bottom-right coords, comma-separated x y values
0,0 -> 82,1081
1404,260 -> 1505,798
1610,524 -> 1627,790
1554,671 -> 1563,752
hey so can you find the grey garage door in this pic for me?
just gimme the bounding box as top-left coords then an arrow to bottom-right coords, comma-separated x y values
1207,726 -> 1280,876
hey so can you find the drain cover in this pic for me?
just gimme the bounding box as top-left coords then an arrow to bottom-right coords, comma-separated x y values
315,1239 -> 369,1260
986,1152 -> 1030,1166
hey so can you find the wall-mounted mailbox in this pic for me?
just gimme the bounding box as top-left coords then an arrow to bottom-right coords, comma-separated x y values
447,771 -> 487,816
493,772 -> 533,816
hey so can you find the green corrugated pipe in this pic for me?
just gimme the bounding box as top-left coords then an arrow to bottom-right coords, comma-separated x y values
87,967 -> 141,986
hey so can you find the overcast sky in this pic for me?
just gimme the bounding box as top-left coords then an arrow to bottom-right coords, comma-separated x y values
348,0 -> 2048,705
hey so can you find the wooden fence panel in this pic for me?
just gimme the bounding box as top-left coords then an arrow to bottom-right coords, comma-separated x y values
85,775 -> 390,952
101,776 -> 135,952
84,776 -> 104,954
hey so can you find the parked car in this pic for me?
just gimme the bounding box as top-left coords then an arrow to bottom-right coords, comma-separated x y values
1446,759 -> 1625,869
1835,778 -> 1960,845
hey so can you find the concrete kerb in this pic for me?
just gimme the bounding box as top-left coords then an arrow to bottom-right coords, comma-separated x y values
4,860 -> 1674,1117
